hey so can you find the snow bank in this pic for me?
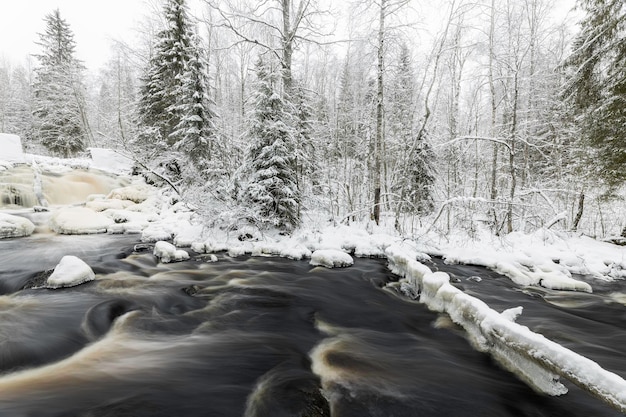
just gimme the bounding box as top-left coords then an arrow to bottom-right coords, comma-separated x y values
0,133 -> 25,163
49,207 -> 114,234
0,213 -> 35,238
47,255 -> 95,288
153,241 -> 189,263
422,227 -> 626,289
310,249 -> 353,268
88,148 -> 134,175
386,243 -> 626,413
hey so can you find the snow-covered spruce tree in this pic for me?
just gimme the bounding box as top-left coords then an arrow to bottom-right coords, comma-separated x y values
32,9 -> 88,157
563,0 -> 626,186
387,44 -> 435,216
240,58 -> 300,230
136,0 -> 217,178
289,81 -> 318,196
170,36 -> 218,173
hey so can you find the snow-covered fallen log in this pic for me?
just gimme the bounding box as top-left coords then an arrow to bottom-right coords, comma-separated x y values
386,244 -> 626,414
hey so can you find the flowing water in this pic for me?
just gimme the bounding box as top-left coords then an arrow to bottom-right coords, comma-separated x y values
0,165 -> 127,209
0,234 -> 624,417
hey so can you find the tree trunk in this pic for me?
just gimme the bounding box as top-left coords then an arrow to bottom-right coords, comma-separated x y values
507,71 -> 519,234
282,0 -> 293,94
373,0 -> 385,225
488,0 -> 499,230
572,191 -> 585,232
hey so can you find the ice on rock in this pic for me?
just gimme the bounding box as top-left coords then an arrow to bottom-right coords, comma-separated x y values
153,241 -> 189,263
49,207 -> 114,234
107,182 -> 154,203
310,249 -> 353,268
0,213 -> 35,238
47,255 -> 95,288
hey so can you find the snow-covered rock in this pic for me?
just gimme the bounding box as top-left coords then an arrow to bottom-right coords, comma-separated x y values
153,241 -> 189,263
310,249 -> 353,268
0,133 -> 25,163
107,183 -> 155,203
49,207 -> 114,234
0,213 -> 35,238
47,255 -> 95,288
141,224 -> 174,242
85,198 -> 135,212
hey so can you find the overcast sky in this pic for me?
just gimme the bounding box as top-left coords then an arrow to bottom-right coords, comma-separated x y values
0,0 -> 150,70
1,0 -> 579,72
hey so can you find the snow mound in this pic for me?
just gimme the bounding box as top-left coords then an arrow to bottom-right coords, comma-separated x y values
430,228 -> 626,287
88,148 -> 134,174
0,133 -> 25,163
310,249 -> 353,268
107,183 -> 154,203
387,243 -> 626,412
142,224 -> 174,242
0,213 -> 35,238
440,231 -> 593,293
85,198 -> 135,212
47,255 -> 95,288
153,241 -> 189,263
49,207 -> 114,234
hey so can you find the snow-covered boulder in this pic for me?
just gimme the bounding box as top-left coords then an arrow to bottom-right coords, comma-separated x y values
0,133 -> 25,163
0,213 -> 35,238
153,241 -> 189,263
47,255 -> 95,288
85,198 -> 135,212
107,183 -> 155,203
49,207 -> 114,234
310,249 -> 354,268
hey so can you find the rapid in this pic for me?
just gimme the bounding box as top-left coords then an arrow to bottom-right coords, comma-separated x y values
0,235 -> 623,416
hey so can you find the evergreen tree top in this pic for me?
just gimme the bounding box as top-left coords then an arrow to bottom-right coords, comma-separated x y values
35,9 -> 80,68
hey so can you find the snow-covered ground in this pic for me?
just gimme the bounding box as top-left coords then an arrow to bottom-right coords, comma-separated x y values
1,150 -> 626,413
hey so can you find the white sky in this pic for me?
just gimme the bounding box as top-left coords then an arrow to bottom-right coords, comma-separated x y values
0,0 -> 579,72
0,0 -> 149,70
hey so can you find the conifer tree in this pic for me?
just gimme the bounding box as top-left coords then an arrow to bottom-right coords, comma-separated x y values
563,0 -> 626,186
289,81 -> 317,194
32,9 -> 87,157
388,44 -> 435,215
241,58 -> 300,230
170,36 -> 217,171
136,0 -> 216,175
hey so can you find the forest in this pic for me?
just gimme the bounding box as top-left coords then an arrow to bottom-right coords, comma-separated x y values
0,0 -> 624,240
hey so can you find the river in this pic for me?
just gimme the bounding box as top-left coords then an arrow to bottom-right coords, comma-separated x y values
0,233 -> 623,416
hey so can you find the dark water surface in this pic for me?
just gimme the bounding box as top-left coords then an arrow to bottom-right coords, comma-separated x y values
0,237 -> 623,416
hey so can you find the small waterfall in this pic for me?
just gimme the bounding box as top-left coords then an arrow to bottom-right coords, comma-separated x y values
0,165 -> 129,209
